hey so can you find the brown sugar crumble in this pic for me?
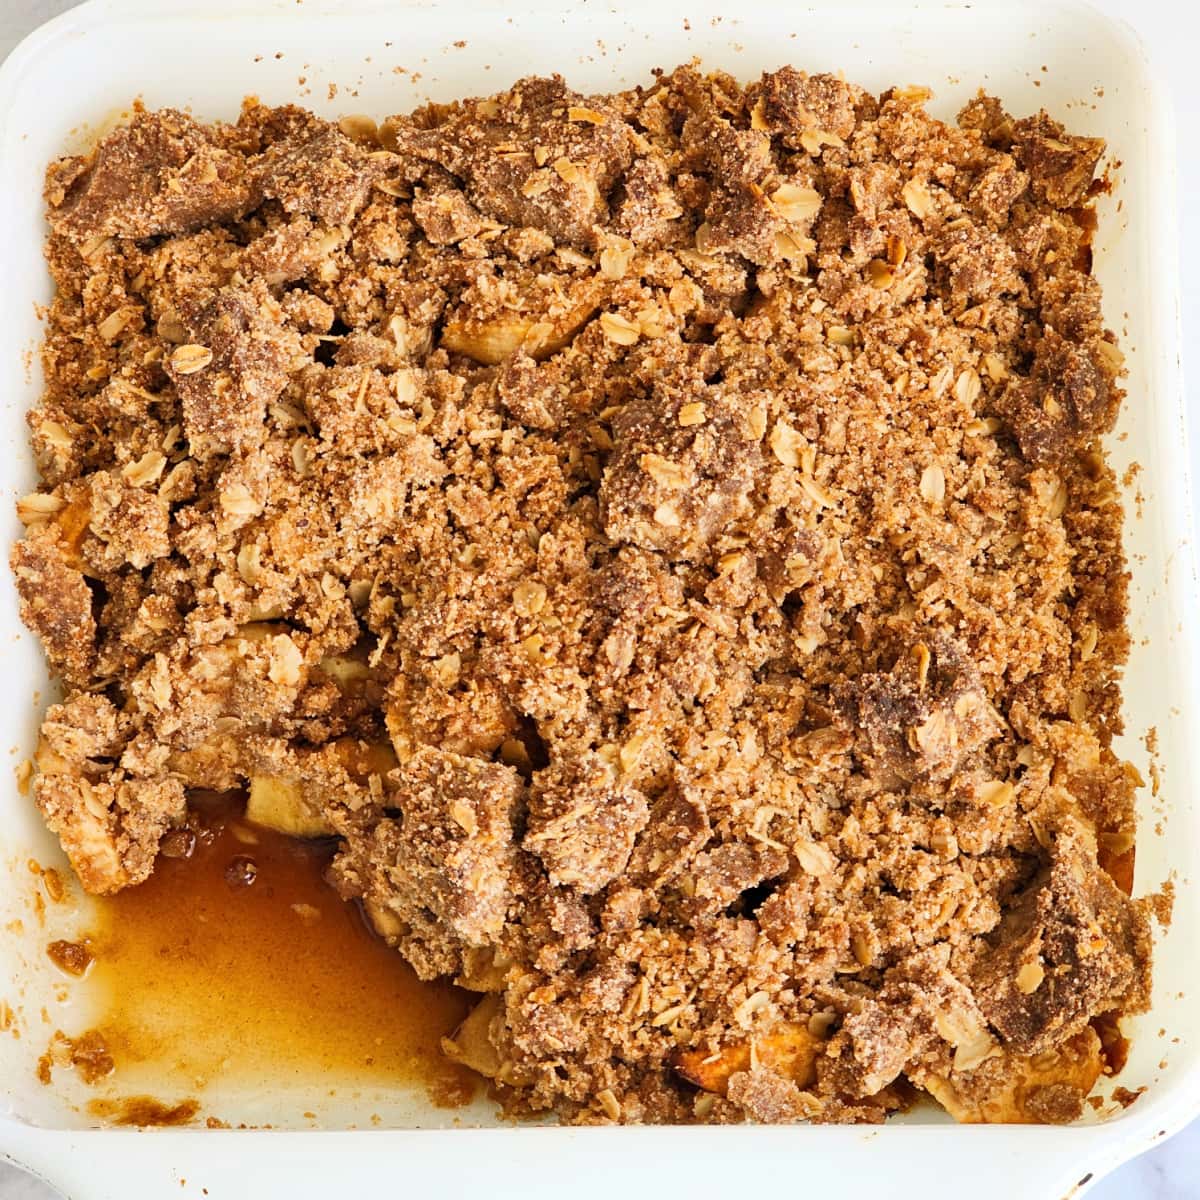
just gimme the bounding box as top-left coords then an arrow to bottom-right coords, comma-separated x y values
13,65 -> 1151,1126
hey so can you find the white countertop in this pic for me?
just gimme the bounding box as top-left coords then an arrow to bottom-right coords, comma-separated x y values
0,0 -> 1196,1196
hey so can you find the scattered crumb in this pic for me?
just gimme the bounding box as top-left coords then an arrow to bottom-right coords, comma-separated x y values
46,937 -> 93,976
37,1028 -> 114,1085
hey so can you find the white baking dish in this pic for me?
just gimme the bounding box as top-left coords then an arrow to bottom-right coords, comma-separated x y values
0,0 -> 1193,1194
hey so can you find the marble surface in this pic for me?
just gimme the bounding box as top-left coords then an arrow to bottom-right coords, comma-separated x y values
0,0 -> 1197,1196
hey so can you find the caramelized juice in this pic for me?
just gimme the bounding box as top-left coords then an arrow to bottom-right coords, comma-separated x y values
86,801 -> 476,1117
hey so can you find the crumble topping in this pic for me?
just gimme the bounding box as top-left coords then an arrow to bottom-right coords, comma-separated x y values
14,64 -> 1151,1126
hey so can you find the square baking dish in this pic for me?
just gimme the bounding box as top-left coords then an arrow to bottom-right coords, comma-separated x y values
0,0 -> 1194,1195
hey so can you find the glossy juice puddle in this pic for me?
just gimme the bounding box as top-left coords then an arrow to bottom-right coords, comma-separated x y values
79,801 -> 475,1123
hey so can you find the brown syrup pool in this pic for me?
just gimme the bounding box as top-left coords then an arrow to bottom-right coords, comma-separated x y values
85,798 -> 476,1118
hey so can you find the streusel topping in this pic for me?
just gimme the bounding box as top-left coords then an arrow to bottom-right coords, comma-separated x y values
15,65 -> 1150,1126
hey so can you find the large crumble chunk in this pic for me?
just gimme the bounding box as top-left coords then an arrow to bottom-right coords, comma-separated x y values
329,747 -> 523,979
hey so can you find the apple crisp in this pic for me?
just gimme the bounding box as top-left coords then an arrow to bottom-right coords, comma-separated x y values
14,65 -> 1152,1126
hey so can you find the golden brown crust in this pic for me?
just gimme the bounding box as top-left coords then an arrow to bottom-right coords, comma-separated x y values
14,68 -> 1150,1125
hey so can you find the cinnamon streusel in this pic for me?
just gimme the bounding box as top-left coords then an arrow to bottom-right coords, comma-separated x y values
14,65 -> 1151,1126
